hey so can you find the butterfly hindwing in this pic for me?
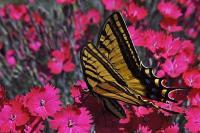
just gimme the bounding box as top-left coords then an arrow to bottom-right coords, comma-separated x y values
103,98 -> 126,119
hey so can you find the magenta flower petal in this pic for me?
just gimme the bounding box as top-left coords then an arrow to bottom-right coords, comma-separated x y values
157,1 -> 182,19
25,84 -> 62,119
102,0 -> 123,11
136,125 -> 152,133
183,69 -> 200,88
47,59 -> 63,75
0,97 -> 30,132
185,107 -> 200,133
63,61 -> 75,72
50,106 -> 93,133
162,54 -> 188,78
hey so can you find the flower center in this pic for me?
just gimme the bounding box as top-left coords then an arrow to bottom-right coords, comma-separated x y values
9,114 -> 16,121
67,120 -> 74,128
40,99 -> 46,106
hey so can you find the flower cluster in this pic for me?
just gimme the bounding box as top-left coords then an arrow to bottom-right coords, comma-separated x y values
0,0 -> 199,132
0,84 -> 93,132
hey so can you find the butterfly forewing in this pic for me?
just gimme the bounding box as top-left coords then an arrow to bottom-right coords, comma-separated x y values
80,43 -> 145,105
97,13 -> 146,96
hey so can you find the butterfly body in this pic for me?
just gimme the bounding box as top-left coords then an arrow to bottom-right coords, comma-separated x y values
80,12 -> 179,118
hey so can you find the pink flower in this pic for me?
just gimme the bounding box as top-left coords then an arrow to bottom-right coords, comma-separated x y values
128,26 -> 142,46
185,27 -> 198,39
179,40 -> 195,64
24,117 -> 44,133
76,80 -> 87,89
5,50 -> 16,67
25,84 -> 62,119
160,35 -> 181,58
163,124 -> 179,133
47,59 -> 63,74
62,61 -> 76,72
185,106 -> 200,133
56,0 -> 76,5
50,106 -> 93,133
48,42 -> 75,74
160,18 -> 183,33
129,29 -> 158,49
8,4 -> 27,20
137,30 -> 167,56
155,101 -> 184,116
157,1 -> 182,19
70,85 -> 82,103
188,92 -> 200,107
102,0 -> 123,11
156,124 -> 179,133
132,106 -> 153,117
156,69 -> 165,77
183,69 -> 200,88
73,11 -> 89,40
136,125 -> 152,133
123,2 -> 147,23
29,41 -> 42,52
184,3 -> 195,19
162,54 -> 188,78
119,108 -> 132,124
70,80 -> 88,103
0,97 -> 30,132
87,9 -> 101,24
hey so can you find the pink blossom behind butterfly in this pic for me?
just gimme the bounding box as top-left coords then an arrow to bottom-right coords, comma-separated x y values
162,54 -> 188,78
183,69 -> 200,89
160,18 -> 183,33
123,2 -> 147,23
29,41 -> 42,52
5,50 -> 16,67
185,107 -> 200,133
157,1 -> 182,19
156,124 -> 179,133
48,43 -> 75,74
8,4 -> 27,20
102,0 -> 123,11
136,125 -> 152,133
87,9 -> 101,24
132,106 -> 153,117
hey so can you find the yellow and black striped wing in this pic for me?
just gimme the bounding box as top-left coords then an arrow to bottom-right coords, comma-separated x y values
96,12 -> 146,97
80,43 -> 145,106
96,12 -> 176,102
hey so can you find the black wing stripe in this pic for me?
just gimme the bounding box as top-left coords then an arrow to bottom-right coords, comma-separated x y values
103,98 -> 126,118
113,13 -> 141,65
82,61 -> 97,70
96,82 -> 142,105
109,17 -> 140,76
85,44 -> 127,87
